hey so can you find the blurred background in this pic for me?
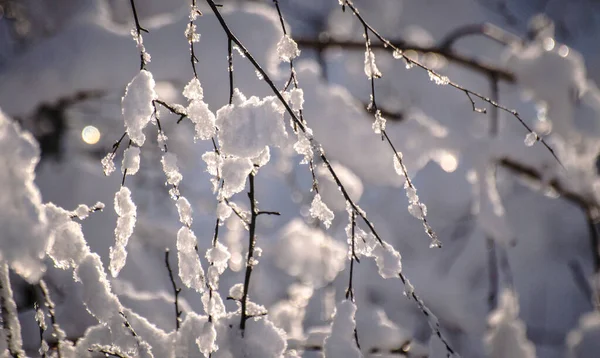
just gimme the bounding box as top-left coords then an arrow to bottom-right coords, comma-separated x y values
1,0 -> 600,357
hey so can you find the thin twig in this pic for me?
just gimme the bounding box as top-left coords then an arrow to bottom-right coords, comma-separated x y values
165,249 -> 182,330
38,280 -> 64,358
128,0 -> 148,70
240,171 -> 258,332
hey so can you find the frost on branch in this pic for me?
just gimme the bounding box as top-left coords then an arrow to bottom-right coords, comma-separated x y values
567,311 -> 600,358
309,193 -> 335,228
277,35 -> 300,62
275,219 -> 346,287
485,290 -> 536,358
323,300 -> 362,358
216,89 -> 287,158
122,70 -> 157,146
101,152 -> 116,176
177,227 -> 205,292
110,186 -> 137,277
0,110 -> 49,282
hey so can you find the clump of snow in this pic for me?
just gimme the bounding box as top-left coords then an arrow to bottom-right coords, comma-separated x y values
47,219 -> 89,269
176,196 -> 193,227
372,241 -> 402,278
524,132 -> 538,147
177,227 -> 205,293
216,89 -> 287,158
485,289 -> 536,358
74,253 -> 123,324
206,242 -> 231,275
221,157 -> 254,198
309,193 -> 335,228
289,88 -> 304,111
201,291 -> 226,320
110,186 -> 137,277
277,35 -> 300,62
323,300 -> 361,358
372,110 -> 386,134
216,201 -> 232,221
185,23 -> 200,43
122,70 -> 157,146
0,110 -> 49,282
229,283 -> 244,301
364,48 -> 382,79
161,152 -> 183,187
293,130 -> 314,164
187,98 -> 216,141
122,146 -> 141,175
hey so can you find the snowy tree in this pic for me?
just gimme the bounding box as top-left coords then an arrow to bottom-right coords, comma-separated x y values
0,0 -> 600,357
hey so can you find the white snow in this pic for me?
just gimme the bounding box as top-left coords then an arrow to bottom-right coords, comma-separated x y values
323,300 -> 362,358
277,35 -> 300,62
176,196 -> 193,227
221,157 -> 254,198
122,146 -> 141,175
216,89 -> 288,159
122,70 -> 157,146
110,186 -> 137,277
177,226 -> 206,292
0,110 -> 48,282
161,152 -> 183,187
364,48 -> 381,79
309,193 -> 335,228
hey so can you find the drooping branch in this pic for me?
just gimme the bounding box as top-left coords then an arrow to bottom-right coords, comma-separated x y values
295,37 -> 516,83
339,0 -> 562,166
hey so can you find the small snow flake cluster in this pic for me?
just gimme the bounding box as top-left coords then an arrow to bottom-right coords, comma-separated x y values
277,35 -> 300,62
309,193 -> 335,228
